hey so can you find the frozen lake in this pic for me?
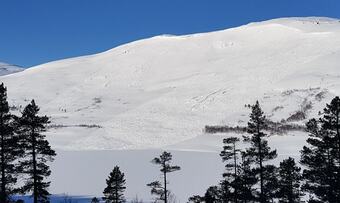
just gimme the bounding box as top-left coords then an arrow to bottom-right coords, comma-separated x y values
45,132 -> 306,202
49,149 -> 222,203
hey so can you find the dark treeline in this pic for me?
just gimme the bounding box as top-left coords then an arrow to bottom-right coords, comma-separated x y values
204,119 -> 305,135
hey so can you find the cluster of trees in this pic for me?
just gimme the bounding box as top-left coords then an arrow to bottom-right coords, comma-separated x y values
100,151 -> 180,203
98,97 -> 340,203
0,83 -> 56,203
189,97 -> 340,203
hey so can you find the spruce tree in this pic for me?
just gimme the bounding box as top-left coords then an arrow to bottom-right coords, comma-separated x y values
276,157 -> 302,203
220,137 -> 241,202
300,96 -> 340,202
17,100 -> 56,203
243,101 -> 277,203
0,83 -> 23,203
103,166 -> 126,203
147,151 -> 180,203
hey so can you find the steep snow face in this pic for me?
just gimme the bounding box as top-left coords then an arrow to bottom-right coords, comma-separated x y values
0,62 -> 24,76
1,17 -> 340,150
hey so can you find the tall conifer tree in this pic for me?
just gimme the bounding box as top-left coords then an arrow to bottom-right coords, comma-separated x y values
301,96 -> 340,202
0,83 -> 22,203
147,151 -> 180,203
237,152 -> 257,203
277,157 -> 302,203
103,166 -> 126,203
17,100 -> 56,203
220,137 -> 241,202
243,101 -> 277,203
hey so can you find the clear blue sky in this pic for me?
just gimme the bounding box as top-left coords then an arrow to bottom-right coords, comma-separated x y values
1,0 -> 340,67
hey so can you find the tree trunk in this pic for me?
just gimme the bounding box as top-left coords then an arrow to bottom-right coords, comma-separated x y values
163,161 -> 167,203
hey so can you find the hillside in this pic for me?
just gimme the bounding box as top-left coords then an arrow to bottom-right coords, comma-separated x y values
0,62 -> 24,76
1,17 -> 340,150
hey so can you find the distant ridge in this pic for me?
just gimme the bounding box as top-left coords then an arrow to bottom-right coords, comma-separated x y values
0,62 -> 24,76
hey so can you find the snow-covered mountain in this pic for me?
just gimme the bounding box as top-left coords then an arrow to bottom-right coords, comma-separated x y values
1,17 -> 340,150
0,62 -> 24,76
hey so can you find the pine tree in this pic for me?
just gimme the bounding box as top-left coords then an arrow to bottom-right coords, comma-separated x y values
300,96 -> 340,202
276,157 -> 302,203
237,152 -> 257,203
0,83 -> 23,203
220,137 -> 241,202
103,166 -> 126,203
243,101 -> 277,203
17,100 -> 56,203
147,151 -> 180,203
262,165 -> 278,202
319,96 -> 340,201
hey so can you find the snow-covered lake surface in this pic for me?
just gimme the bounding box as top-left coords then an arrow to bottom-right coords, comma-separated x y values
47,132 -> 306,202
14,195 -> 92,203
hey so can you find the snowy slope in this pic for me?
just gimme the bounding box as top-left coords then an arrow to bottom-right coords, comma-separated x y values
0,62 -> 24,76
2,17 -> 340,150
